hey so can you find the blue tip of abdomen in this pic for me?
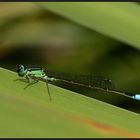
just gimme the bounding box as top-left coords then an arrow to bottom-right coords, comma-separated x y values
131,94 -> 140,100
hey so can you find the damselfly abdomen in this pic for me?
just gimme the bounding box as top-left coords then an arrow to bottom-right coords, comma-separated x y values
45,69 -> 114,90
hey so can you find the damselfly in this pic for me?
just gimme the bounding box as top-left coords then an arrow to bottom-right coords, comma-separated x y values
15,64 -> 140,101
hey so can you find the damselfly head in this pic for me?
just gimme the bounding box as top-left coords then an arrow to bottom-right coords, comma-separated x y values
17,64 -> 24,71
17,64 -> 26,77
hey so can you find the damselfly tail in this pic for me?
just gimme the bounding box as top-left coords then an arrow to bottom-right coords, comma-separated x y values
44,69 -> 140,100
45,69 -> 114,90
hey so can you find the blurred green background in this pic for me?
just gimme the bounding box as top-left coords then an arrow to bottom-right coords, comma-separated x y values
1,2 -> 140,113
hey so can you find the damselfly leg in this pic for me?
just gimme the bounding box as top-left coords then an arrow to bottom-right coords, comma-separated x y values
13,78 -> 29,83
46,81 -> 52,101
24,76 -> 52,100
24,79 -> 39,89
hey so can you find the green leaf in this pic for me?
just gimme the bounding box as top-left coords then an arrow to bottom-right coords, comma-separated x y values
0,67 -> 140,138
39,2 -> 140,49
